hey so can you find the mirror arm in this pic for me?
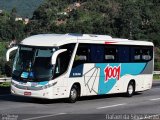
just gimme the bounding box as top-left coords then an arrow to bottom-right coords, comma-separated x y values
6,46 -> 18,61
51,49 -> 67,65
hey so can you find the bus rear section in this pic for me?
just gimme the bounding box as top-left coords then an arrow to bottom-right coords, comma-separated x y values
69,43 -> 154,98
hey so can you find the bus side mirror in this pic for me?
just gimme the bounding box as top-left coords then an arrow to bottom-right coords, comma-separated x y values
51,49 -> 67,65
6,46 -> 18,61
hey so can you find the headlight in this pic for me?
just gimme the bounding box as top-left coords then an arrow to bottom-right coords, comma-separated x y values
43,82 -> 57,89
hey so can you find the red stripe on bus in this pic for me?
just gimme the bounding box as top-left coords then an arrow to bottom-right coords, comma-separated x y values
105,42 -> 117,44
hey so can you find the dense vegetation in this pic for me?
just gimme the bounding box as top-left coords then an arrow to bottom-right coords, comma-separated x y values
28,0 -> 160,44
0,0 -> 160,76
0,0 -> 44,18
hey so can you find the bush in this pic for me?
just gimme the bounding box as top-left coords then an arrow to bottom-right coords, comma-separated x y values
154,62 -> 160,71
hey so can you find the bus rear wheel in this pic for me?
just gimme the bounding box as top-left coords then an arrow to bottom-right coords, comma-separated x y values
68,85 -> 79,103
126,81 -> 135,97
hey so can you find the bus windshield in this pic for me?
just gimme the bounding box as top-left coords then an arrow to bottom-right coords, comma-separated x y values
12,46 -> 57,82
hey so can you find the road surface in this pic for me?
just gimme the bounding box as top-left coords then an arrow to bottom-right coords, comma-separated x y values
0,81 -> 160,120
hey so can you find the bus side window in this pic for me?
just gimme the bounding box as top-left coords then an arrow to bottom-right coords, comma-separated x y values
73,44 -> 89,67
132,47 -> 153,62
54,51 -> 68,78
54,44 -> 75,78
105,47 -> 117,62
134,49 -> 141,61
142,49 -> 152,61
90,45 -> 104,63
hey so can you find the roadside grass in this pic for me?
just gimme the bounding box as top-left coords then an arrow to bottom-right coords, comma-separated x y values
0,82 -> 11,87
153,74 -> 160,80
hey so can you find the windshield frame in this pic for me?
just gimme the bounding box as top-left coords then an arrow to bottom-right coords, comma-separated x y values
12,45 -> 58,82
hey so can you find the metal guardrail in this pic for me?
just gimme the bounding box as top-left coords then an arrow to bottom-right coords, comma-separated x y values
0,77 -> 11,83
153,71 -> 160,75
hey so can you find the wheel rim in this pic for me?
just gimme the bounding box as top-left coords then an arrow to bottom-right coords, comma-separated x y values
128,84 -> 133,95
70,88 -> 77,100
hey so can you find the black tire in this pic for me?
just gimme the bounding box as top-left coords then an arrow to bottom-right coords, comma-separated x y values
68,85 -> 79,103
126,81 -> 135,97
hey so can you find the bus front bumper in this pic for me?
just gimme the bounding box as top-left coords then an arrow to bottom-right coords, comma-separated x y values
11,82 -> 68,100
11,84 -> 54,99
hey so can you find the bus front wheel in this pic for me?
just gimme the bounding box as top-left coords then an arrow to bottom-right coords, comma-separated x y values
126,81 -> 135,97
68,85 -> 78,103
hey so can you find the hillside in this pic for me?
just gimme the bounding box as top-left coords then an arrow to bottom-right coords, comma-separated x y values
29,0 -> 160,44
0,0 -> 44,18
29,0 -> 122,35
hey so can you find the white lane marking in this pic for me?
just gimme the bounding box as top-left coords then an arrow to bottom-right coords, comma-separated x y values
150,98 -> 160,101
22,113 -> 67,120
96,103 -> 126,110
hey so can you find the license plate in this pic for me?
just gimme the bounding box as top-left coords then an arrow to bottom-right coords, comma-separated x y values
24,92 -> 31,96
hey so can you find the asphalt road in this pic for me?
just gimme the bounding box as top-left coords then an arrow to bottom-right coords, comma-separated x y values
0,81 -> 160,120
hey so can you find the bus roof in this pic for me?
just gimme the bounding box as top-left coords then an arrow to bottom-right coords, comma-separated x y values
20,34 -> 154,47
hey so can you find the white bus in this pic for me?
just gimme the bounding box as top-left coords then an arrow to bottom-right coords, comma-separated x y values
6,34 -> 154,103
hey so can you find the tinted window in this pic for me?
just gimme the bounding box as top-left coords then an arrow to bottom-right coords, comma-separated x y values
118,46 -> 130,62
134,49 -> 141,61
73,44 -> 153,67
90,45 -> 104,63
105,47 -> 118,62
76,46 -> 89,61
53,44 -> 75,78
73,44 -> 105,67
142,49 -> 152,61
131,47 -> 153,62
73,44 -> 90,67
